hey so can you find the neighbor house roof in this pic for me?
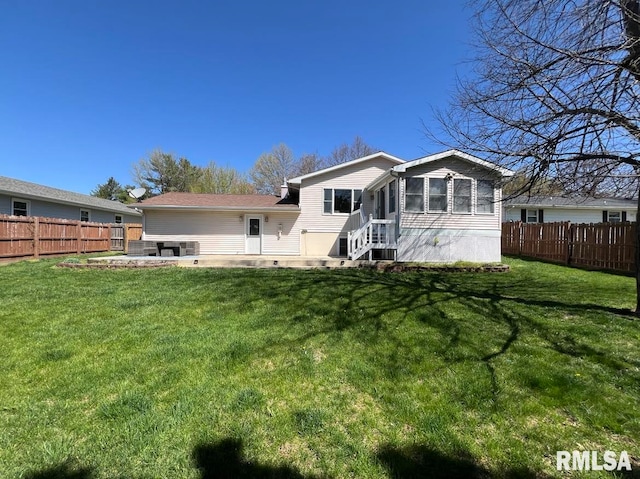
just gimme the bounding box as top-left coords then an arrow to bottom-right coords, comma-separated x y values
504,195 -> 637,210
0,175 -> 141,216
133,192 -> 300,212
287,151 -> 405,185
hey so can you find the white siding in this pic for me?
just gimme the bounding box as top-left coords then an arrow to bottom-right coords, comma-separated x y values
398,158 -> 503,231
143,209 -> 300,255
297,156 -> 397,234
260,212 -> 300,255
397,229 -> 501,263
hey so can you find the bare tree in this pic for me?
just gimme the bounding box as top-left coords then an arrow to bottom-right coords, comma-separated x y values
431,0 -> 640,312
325,136 -> 377,167
250,144 -> 299,195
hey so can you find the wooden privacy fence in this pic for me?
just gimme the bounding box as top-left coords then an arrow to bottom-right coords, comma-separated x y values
0,214 -> 142,259
502,221 -> 636,273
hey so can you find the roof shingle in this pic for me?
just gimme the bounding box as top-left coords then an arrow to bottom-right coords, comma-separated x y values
136,192 -> 299,210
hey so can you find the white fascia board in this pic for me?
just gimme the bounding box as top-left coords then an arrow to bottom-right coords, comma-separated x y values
134,205 -> 300,213
287,151 -> 405,185
393,149 -> 514,177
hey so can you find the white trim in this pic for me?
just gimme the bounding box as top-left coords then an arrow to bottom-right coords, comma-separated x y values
322,188 -> 363,215
132,205 -> 300,213
11,197 -> 31,216
288,152 -> 405,185
393,149 -> 514,177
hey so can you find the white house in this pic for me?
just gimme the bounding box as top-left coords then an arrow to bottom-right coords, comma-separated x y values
503,196 -> 637,224
133,150 -> 514,263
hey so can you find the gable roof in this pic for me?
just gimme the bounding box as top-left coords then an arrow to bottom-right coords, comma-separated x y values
504,195 -> 637,210
0,175 -> 141,216
393,150 -> 514,176
134,192 -> 300,212
287,151 -> 405,185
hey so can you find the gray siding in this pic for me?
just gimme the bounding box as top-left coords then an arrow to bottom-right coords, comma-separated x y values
503,207 -> 637,223
0,194 -> 141,223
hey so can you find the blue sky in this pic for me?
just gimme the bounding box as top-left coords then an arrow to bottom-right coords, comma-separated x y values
1,0 -> 472,194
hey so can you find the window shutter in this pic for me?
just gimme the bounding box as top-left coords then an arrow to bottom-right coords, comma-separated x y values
622,211 -> 627,222
521,209 -> 527,222
602,211 -> 608,223
538,209 -> 544,223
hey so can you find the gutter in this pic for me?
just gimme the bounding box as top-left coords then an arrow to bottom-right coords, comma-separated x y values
131,205 -> 301,213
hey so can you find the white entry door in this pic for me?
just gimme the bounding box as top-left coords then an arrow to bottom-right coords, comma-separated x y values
245,215 -> 262,254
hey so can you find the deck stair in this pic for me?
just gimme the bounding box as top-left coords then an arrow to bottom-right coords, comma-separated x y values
348,214 -> 397,260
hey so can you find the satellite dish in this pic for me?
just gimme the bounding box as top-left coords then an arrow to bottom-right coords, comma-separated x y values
128,187 -> 147,201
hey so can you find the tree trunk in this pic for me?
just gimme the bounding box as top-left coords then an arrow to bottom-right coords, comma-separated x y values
636,193 -> 640,316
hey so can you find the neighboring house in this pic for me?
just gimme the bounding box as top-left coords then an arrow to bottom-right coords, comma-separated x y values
503,196 -> 637,224
134,150 -> 514,262
0,175 -> 142,224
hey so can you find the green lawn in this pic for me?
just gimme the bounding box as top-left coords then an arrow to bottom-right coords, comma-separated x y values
0,257 -> 638,478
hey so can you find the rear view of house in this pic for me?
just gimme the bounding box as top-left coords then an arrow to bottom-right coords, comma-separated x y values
134,150 -> 513,262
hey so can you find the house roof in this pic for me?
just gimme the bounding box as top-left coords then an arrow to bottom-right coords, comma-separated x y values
134,192 -> 300,212
0,175 -> 141,216
287,151 -> 405,185
392,150 -> 514,176
504,195 -> 637,210
366,149 -> 514,190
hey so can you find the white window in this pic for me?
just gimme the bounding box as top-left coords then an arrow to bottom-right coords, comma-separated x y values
389,180 -> 396,213
80,209 -> 91,222
12,198 -> 30,216
114,215 -> 123,224
428,178 -> 448,213
323,189 -> 362,214
608,211 -> 621,223
477,180 -> 495,214
405,178 -> 424,213
526,209 -> 539,223
453,179 -> 472,213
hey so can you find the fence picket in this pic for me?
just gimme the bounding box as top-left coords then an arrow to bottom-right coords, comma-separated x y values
502,221 -> 636,274
0,214 -> 142,260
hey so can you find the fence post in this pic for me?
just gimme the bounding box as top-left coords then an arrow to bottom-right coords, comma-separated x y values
565,222 -> 572,266
33,217 -> 40,259
77,221 -> 82,254
108,224 -> 112,252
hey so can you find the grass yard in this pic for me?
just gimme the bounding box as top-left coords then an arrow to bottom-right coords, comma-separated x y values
0,257 -> 639,478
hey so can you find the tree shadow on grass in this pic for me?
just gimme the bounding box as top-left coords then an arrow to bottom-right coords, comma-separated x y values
23,462 -> 94,479
193,437 -> 321,479
376,444 -> 548,479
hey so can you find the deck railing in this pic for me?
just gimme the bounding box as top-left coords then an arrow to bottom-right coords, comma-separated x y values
348,214 -> 397,260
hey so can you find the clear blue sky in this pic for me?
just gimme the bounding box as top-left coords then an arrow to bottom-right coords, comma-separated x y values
1,0 -> 473,194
